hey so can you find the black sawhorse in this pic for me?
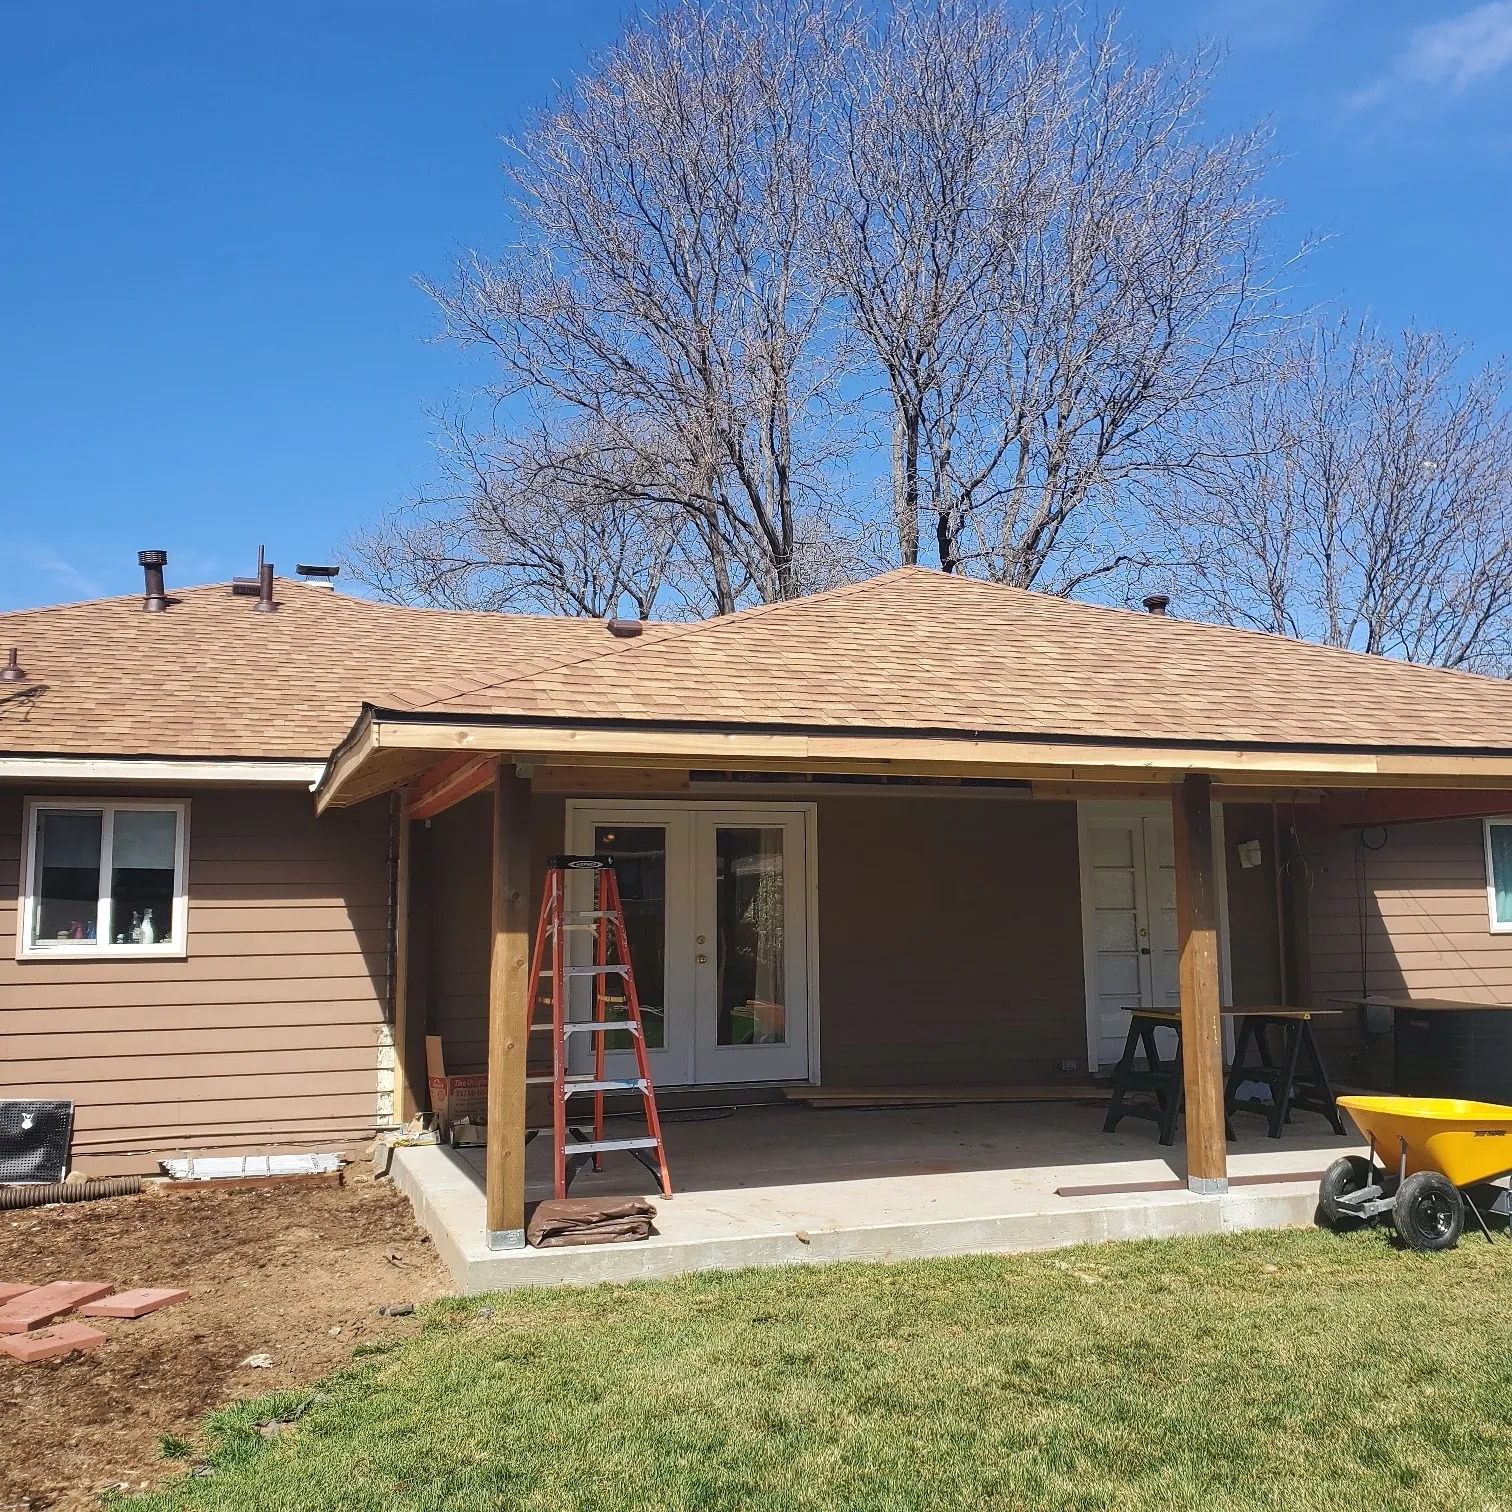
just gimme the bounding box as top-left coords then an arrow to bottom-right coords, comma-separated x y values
1224,1011 -> 1346,1138
1102,1010 -> 1238,1148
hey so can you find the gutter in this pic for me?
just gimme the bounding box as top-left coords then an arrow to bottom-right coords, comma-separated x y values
0,755 -> 329,788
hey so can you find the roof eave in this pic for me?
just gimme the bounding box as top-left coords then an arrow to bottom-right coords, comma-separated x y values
310,709 -> 1512,809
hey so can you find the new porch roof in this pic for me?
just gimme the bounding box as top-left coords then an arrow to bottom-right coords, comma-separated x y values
317,569 -> 1512,807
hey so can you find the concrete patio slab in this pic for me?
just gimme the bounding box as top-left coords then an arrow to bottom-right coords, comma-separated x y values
391,1100 -> 1359,1293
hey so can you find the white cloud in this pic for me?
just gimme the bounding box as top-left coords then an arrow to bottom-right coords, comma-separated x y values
12,544 -> 103,605
1353,1 -> 1512,107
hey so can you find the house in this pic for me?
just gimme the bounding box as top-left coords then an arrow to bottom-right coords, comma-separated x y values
7,558 -> 1512,1273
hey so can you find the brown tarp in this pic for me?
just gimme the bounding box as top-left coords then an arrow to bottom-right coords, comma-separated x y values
526,1196 -> 657,1248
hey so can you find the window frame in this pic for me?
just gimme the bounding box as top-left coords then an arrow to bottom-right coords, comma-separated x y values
1484,818 -> 1512,934
18,797 -> 190,961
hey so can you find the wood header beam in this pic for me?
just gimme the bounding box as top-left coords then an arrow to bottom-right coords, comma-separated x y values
1173,773 -> 1227,1194
485,760 -> 533,1250
315,709 -> 1512,810
409,753 -> 497,823
1317,788 -> 1512,829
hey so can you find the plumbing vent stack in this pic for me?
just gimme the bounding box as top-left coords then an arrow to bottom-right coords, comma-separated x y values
138,550 -> 168,613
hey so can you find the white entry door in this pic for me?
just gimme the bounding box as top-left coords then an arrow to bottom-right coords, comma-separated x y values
1080,807 -> 1231,1070
566,804 -> 813,1086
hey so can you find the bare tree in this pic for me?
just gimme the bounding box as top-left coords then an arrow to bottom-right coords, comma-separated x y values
946,23 -> 1289,593
827,0 -> 1038,570
368,0 -> 1299,618
424,0 -> 855,614
1171,316 -> 1512,672
343,419 -> 681,619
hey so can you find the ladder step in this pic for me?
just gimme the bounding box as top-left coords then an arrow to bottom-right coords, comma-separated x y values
566,1137 -> 661,1154
539,965 -> 629,978
564,1078 -> 648,1095
561,1020 -> 640,1035
563,911 -> 616,921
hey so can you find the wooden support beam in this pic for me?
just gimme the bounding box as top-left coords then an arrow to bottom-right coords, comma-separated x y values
1172,773 -> 1227,1194
1318,787 -> 1512,829
485,759 -> 534,1249
409,753 -> 497,823
391,790 -> 422,1125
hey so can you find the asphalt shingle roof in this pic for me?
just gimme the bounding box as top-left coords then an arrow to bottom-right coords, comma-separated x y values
7,568 -> 1512,766
385,569 -> 1512,755
0,580 -> 642,760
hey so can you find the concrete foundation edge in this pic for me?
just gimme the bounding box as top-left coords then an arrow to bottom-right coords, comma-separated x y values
390,1146 -> 1322,1296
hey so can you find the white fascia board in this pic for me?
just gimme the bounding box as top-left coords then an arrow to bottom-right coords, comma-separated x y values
0,756 -> 329,788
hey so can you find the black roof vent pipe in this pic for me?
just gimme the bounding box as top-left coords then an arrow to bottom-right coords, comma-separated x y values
1142,593 -> 1170,616
138,550 -> 168,612
254,561 -> 277,613
0,647 -> 26,683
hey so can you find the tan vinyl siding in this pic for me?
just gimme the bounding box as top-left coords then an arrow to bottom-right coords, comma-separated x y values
814,795 -> 1088,1085
1308,818 -> 1512,1002
1222,803 -> 1284,1008
1302,816 -> 1512,1085
0,786 -> 392,1169
417,791 -> 495,1076
416,786 -> 1095,1089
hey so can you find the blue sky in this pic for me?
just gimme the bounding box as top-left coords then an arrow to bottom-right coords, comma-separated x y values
2,1 -> 1510,611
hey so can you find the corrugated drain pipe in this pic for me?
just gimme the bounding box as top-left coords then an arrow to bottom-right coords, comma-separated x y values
0,1177 -> 142,1210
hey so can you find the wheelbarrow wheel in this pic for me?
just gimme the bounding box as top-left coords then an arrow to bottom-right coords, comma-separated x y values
1393,1171 -> 1464,1252
1319,1155 -> 1374,1229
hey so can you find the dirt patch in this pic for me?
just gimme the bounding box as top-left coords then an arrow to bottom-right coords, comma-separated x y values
0,1167 -> 450,1510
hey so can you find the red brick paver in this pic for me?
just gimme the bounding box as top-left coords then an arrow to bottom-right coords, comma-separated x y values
80,1288 -> 190,1319
0,1281 -> 114,1334
0,1284 -> 37,1306
0,1322 -> 109,1363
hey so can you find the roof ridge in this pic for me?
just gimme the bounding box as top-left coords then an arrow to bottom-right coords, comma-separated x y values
397,569 -> 922,712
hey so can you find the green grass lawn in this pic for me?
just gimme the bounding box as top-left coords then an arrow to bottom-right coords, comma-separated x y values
121,1226 -> 1512,1512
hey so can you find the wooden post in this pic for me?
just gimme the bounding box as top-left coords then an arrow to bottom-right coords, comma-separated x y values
1172,773 -> 1227,1194
392,789 -> 422,1126
486,759 -> 533,1249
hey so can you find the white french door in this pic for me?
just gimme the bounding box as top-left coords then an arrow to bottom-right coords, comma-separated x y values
1079,805 -> 1232,1071
565,803 -> 814,1086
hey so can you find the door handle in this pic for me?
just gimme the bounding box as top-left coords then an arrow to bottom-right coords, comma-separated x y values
1140,947 -> 1151,955
696,954 -> 708,964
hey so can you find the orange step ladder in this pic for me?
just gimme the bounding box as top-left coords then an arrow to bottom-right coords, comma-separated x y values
528,855 -> 673,1201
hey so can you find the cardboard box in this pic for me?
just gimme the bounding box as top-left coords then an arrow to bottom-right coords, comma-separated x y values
427,1074 -> 487,1133
425,1035 -> 487,1134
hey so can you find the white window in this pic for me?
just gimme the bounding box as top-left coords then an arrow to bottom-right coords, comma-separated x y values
19,799 -> 189,959
1485,818 -> 1512,933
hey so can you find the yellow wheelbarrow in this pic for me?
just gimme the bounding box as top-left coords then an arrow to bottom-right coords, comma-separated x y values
1319,1096 -> 1512,1251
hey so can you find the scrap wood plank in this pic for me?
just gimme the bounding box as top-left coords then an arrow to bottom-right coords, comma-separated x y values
1056,1169 -> 1329,1199
785,1085 -> 1111,1107
151,1170 -> 343,1195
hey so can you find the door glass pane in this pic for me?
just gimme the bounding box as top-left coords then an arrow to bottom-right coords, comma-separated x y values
110,810 -> 178,945
594,826 -> 666,1050
33,809 -> 103,945
715,827 -> 786,1046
